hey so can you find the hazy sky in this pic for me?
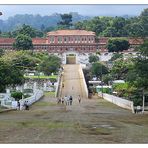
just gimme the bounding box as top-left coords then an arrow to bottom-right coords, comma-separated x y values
0,5 -> 148,20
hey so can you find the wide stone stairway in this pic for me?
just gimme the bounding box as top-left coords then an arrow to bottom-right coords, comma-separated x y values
59,64 -> 88,104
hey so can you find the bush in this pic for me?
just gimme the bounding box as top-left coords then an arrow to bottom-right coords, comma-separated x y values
24,94 -> 31,98
11,91 -> 23,101
49,78 -> 57,82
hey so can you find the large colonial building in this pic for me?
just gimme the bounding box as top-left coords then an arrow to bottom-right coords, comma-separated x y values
0,29 -> 143,64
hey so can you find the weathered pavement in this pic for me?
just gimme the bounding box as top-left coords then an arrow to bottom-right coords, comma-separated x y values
0,95 -> 148,143
0,65 -> 148,143
60,64 -> 86,99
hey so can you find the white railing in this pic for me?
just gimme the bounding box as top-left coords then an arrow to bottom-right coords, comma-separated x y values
98,93 -> 134,113
1,89 -> 44,110
55,73 -> 62,97
79,65 -> 88,98
19,89 -> 44,110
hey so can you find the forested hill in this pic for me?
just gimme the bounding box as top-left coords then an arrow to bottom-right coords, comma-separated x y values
0,12 -> 91,32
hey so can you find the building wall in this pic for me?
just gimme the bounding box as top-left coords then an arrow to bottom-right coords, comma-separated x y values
47,35 -> 95,44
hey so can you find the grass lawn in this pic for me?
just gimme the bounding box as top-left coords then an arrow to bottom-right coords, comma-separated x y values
44,91 -> 55,97
24,75 -> 58,79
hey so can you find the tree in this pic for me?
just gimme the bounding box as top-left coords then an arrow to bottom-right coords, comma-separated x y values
109,53 -> 123,61
13,34 -> 33,50
102,27 -> 117,37
58,13 -> 72,29
0,59 -> 24,92
107,38 -> 130,52
132,40 -> 148,89
0,48 -> 4,57
39,54 -> 61,75
111,58 -> 133,80
125,23 -> 144,37
91,62 -> 109,78
139,8 -> 148,37
89,55 -> 99,63
12,24 -> 36,38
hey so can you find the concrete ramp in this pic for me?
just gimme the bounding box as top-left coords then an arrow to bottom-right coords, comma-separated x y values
59,64 -> 88,99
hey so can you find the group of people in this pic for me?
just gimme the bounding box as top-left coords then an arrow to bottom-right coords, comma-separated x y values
17,100 -> 29,110
57,95 -> 81,105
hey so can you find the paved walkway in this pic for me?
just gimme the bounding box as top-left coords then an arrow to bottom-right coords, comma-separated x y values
60,64 -> 86,103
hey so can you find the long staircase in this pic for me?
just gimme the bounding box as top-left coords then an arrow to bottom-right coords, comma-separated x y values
58,64 -> 88,101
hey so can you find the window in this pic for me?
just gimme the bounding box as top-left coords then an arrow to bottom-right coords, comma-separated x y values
50,36 -> 54,43
58,37 -> 62,43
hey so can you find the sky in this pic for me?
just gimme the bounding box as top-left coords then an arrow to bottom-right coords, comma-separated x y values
0,5 -> 148,20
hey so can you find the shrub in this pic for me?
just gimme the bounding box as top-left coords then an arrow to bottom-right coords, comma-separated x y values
11,91 -> 23,101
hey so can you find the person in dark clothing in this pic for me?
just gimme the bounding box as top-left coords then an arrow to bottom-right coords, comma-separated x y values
17,101 -> 20,110
24,101 -> 29,110
69,96 -> 73,105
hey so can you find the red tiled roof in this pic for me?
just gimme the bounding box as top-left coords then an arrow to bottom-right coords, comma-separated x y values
47,30 -> 95,36
0,38 -> 47,44
0,38 -> 15,44
128,38 -> 143,45
32,38 -> 47,44
98,37 -> 108,44
98,37 -> 144,45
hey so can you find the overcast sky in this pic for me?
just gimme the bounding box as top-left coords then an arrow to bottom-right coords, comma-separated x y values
0,5 -> 148,20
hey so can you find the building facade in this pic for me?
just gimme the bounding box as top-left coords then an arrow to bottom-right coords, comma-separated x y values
0,29 -> 143,64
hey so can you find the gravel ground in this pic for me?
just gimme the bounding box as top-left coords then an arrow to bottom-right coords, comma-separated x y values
0,95 -> 148,144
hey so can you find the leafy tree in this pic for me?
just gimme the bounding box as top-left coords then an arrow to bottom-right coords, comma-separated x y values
58,13 -> 73,29
13,34 -> 33,50
0,59 -> 24,92
89,55 -> 99,63
0,48 -> 4,57
139,8 -> 148,37
91,62 -> 109,78
107,38 -> 130,52
39,54 -> 61,75
102,27 -> 117,37
111,17 -> 127,36
125,23 -> 144,37
132,40 -> 148,90
12,24 -> 36,38
111,58 -> 133,80
110,53 -> 123,61
74,21 -> 85,30
12,53 -> 41,71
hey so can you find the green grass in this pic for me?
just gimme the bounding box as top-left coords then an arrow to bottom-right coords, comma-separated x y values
44,91 -> 55,97
24,75 -> 58,79
17,120 -> 74,129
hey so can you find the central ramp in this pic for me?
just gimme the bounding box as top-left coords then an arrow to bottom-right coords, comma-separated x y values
60,64 -> 88,99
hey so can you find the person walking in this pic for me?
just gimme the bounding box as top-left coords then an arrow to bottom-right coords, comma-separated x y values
69,96 -> 73,105
17,101 -> 20,110
64,95 -> 68,105
24,101 -> 29,110
78,95 -> 81,104
61,97 -> 64,104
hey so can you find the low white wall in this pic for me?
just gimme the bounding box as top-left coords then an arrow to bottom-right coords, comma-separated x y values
18,89 -> 44,110
98,93 -> 134,113
79,65 -> 88,98
55,73 -> 62,97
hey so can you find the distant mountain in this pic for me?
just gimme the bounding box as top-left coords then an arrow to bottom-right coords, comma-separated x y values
0,12 -> 92,32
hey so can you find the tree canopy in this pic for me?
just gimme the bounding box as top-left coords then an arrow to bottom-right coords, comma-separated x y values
107,38 -> 130,52
58,14 -> 73,29
13,34 -> 33,50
